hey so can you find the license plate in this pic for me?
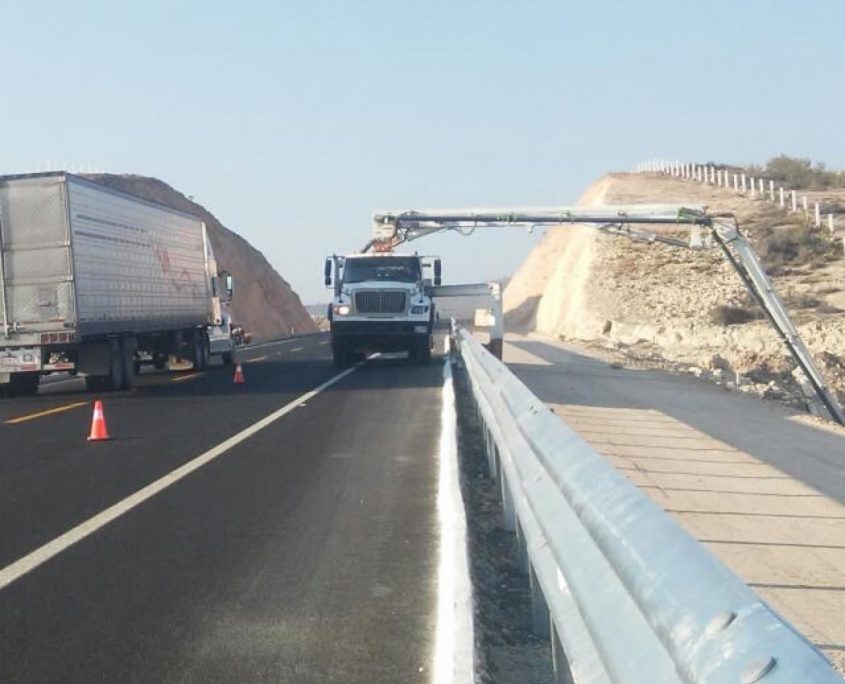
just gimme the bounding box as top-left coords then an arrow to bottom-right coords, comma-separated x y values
414,326 -> 427,333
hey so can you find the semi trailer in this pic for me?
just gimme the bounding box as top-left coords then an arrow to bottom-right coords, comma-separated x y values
324,252 -> 441,367
0,172 -> 236,396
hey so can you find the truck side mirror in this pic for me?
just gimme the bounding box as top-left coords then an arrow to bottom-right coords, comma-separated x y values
434,259 -> 442,286
324,258 -> 332,287
225,273 -> 234,298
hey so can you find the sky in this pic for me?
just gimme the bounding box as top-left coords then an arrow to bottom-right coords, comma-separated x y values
1,1 -> 843,303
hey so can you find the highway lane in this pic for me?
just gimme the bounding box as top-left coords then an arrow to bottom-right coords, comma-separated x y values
0,335 -> 445,683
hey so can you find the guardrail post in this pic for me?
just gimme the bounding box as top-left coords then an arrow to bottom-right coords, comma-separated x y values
487,282 -> 504,360
515,521 -> 529,574
485,430 -> 498,480
551,622 -> 575,684
500,473 -> 516,532
529,564 -> 551,638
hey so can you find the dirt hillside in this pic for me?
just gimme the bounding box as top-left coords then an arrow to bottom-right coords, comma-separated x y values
504,172 -> 845,409
85,174 -> 317,342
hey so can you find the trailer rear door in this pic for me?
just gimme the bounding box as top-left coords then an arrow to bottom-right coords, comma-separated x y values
0,175 -> 75,336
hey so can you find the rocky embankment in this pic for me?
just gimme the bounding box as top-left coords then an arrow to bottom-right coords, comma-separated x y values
86,174 -> 317,342
504,172 -> 845,409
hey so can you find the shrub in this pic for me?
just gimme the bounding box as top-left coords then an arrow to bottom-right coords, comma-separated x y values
710,305 -> 761,326
762,154 -> 845,189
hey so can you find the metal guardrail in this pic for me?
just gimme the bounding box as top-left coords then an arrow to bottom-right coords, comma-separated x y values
453,327 -> 842,684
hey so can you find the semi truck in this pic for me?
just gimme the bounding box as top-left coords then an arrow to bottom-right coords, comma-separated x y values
0,172 -> 236,396
324,253 -> 441,368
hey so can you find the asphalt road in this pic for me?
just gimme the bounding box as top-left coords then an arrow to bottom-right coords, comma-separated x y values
0,334 -> 445,683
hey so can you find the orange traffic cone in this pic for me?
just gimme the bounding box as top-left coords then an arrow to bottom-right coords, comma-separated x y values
87,400 -> 111,441
233,363 -> 245,385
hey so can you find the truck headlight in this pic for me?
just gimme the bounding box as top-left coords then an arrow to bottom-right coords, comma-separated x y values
333,304 -> 351,316
411,305 -> 429,315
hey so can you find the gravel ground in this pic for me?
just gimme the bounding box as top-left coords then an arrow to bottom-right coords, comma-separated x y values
453,365 -> 555,684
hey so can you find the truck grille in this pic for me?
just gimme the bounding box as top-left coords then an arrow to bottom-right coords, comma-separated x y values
355,291 -> 407,314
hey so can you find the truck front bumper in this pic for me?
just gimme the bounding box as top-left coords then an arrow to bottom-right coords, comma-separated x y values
331,320 -> 431,352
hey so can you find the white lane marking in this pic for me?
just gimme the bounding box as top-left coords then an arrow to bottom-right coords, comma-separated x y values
290,347 -> 304,353
246,334 -> 325,352
0,364 -> 359,592
431,360 -> 475,683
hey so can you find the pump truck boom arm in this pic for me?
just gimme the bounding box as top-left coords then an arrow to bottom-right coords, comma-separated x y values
370,204 -> 845,426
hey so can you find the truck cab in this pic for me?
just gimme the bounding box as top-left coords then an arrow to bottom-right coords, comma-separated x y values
324,253 -> 441,368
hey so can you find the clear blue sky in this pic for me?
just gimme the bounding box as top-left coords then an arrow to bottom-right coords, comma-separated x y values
2,1 -> 842,303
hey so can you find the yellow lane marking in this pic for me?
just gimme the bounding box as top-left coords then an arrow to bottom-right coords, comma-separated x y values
171,372 -> 203,383
4,401 -> 89,425
245,355 -> 268,363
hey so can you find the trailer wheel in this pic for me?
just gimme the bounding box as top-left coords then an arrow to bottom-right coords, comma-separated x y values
103,339 -> 124,391
7,373 -> 40,397
120,338 -> 136,390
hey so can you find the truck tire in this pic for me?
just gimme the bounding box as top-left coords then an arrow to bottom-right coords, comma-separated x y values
120,337 -> 136,390
193,331 -> 210,371
331,339 -> 348,369
105,339 -> 124,391
7,373 -> 40,397
221,350 -> 234,366
411,336 -> 431,365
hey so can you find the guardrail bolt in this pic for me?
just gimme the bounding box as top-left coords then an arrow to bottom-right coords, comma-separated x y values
741,656 -> 777,684
705,610 -> 736,637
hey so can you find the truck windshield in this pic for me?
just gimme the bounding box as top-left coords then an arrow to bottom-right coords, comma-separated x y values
342,257 -> 420,284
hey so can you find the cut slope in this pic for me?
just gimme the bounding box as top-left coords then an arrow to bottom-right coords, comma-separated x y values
505,172 -> 845,405
85,174 -> 317,342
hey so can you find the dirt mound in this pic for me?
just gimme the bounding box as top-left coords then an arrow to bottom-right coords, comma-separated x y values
85,174 -> 317,342
504,172 -> 845,408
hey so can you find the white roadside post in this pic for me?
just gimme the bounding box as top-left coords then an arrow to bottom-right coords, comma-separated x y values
488,281 -> 504,360
733,173 -> 739,192
716,169 -> 722,186
829,214 -> 835,235
779,187 -> 785,208
803,196 -> 808,216
759,178 -> 765,195
750,177 -> 756,197
741,174 -> 747,193
769,180 -> 775,202
791,190 -> 797,213
815,203 -> 821,228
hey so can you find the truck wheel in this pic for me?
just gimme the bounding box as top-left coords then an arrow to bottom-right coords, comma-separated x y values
331,339 -> 347,369
193,331 -> 210,371
411,337 -> 431,365
8,373 -> 40,397
153,353 -> 167,371
103,339 -> 124,391
221,350 -> 234,366
120,338 -> 136,390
